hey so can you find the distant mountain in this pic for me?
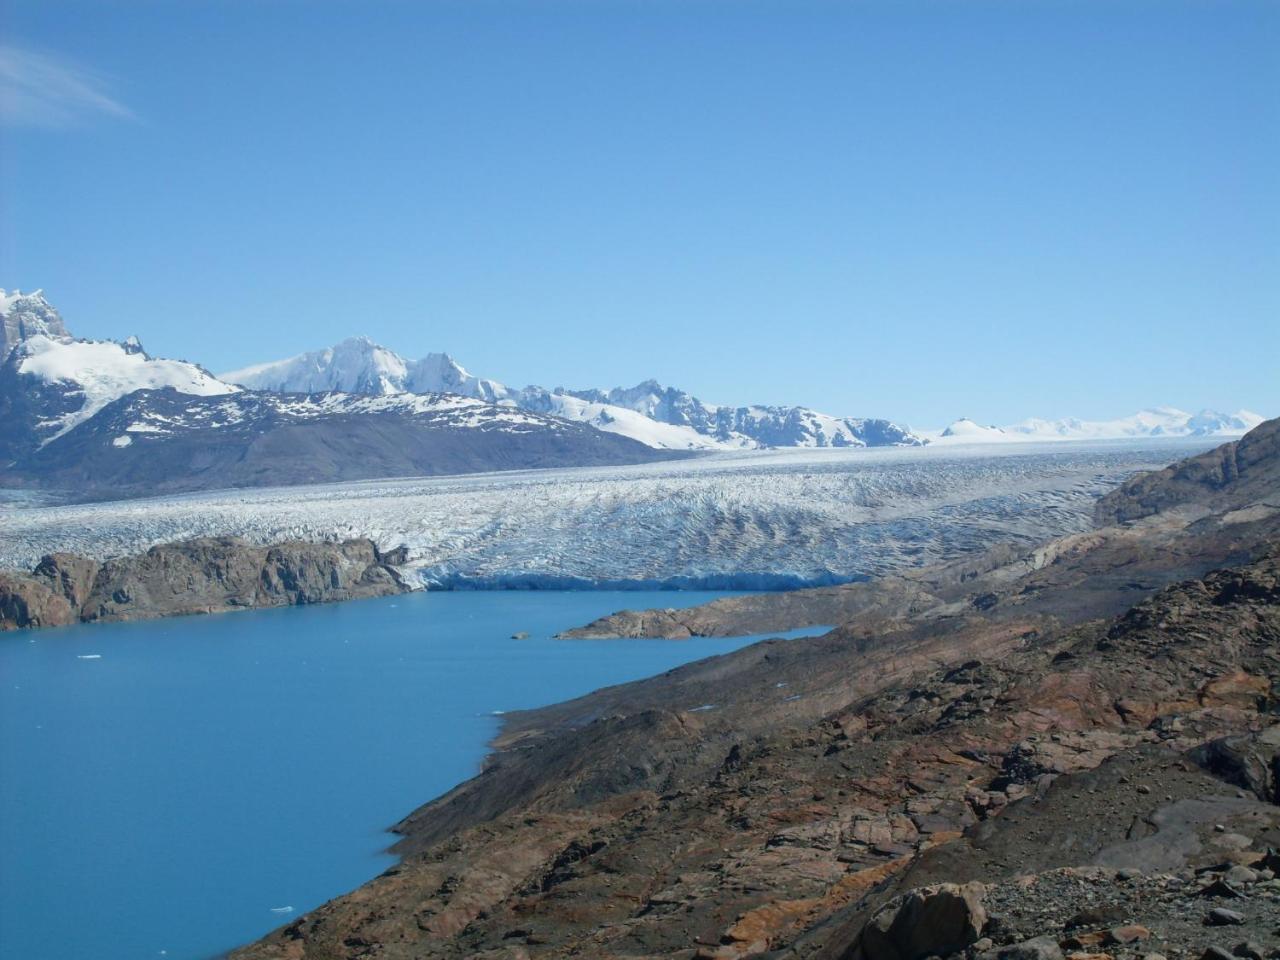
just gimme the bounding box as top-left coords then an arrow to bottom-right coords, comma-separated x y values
223,338 -> 924,450
11,388 -> 675,498
0,295 -> 680,498
4,290 -> 1266,501
223,337 -> 511,403
933,407 -> 1265,444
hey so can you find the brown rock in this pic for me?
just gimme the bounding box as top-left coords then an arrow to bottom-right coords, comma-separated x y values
1105,925 -> 1151,945
0,570 -> 76,629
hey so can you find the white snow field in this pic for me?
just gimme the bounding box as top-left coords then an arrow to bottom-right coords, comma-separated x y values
0,437 -> 1216,588
16,334 -> 240,442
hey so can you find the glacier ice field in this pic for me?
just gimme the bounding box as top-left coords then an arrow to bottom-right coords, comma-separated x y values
0,438 -> 1214,589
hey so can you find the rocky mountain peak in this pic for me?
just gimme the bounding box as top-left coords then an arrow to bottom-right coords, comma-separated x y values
1,289 -> 70,359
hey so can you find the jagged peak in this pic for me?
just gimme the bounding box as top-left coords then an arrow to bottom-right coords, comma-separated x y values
0,288 -> 50,316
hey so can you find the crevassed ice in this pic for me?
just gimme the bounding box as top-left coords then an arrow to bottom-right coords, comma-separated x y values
0,439 -> 1215,589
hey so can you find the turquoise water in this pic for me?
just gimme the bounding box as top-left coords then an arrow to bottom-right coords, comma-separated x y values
0,590 -> 818,960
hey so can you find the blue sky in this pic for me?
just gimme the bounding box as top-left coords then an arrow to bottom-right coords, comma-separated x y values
2,0 -> 1276,428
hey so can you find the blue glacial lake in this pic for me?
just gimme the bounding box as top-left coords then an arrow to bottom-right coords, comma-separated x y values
0,590 -> 820,960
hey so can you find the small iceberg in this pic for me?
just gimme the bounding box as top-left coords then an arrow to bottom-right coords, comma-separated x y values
270,905 -> 294,914
76,654 -> 102,660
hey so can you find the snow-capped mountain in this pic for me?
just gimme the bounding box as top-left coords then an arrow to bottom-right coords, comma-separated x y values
559,379 -> 920,449
0,292 -> 680,498
11,334 -> 239,444
1,289 -> 70,358
1,292 -> 240,454
933,407 -> 1265,444
222,338 -> 924,450
223,337 -> 512,403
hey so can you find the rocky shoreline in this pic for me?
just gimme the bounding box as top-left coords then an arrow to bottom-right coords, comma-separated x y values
0,536 -> 410,630
226,419 -> 1280,960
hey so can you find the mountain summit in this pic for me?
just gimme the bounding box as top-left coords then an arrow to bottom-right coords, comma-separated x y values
223,337 -> 924,450
1,289 -> 70,358
222,337 -> 511,402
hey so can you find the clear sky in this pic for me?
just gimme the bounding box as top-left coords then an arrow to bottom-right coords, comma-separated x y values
2,0 -> 1276,428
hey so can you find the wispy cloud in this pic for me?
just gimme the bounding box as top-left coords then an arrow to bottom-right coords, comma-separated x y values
0,43 -> 134,127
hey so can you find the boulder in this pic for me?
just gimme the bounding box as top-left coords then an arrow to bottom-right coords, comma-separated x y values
858,882 -> 986,960
995,936 -> 1065,960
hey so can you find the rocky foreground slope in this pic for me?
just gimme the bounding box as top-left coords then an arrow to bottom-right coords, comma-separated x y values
231,418 -> 1280,960
0,536 -> 409,629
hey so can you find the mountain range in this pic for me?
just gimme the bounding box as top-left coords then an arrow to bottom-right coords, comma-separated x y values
221,335 -> 922,451
0,288 -> 1268,499
0,291 -> 678,497
934,408 -> 1264,443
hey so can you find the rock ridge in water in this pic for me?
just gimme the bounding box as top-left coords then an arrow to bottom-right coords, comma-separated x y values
0,536 -> 409,630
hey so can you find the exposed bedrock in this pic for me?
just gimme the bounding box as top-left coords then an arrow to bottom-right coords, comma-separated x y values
229,554 -> 1280,960
0,536 -> 409,630
1094,415 -> 1280,525
225,417 -> 1280,960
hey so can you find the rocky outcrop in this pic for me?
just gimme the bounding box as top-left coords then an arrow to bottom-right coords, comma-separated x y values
1095,416 -> 1280,525
0,288 -> 68,359
0,569 -> 79,629
229,421 -> 1280,960
231,555 -> 1280,960
0,537 -> 409,630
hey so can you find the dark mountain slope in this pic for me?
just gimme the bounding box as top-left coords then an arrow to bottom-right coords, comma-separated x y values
3,388 -> 685,499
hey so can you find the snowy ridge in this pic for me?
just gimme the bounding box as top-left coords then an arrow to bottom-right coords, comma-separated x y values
516,390 -> 732,450
930,407 -> 1265,444
222,337 -> 511,403
14,335 -> 239,443
222,337 -> 924,450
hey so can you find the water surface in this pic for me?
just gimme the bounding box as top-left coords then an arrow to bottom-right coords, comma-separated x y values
0,589 -> 819,960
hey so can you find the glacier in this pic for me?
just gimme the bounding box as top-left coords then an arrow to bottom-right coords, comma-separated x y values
0,438 -> 1218,589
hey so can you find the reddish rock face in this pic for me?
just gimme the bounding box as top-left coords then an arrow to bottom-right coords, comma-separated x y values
0,537 -> 408,630
0,569 -> 76,629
